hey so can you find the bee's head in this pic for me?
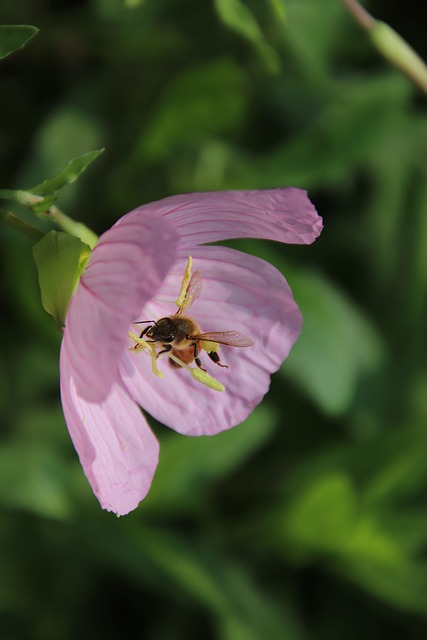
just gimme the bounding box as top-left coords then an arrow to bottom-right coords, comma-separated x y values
147,317 -> 175,343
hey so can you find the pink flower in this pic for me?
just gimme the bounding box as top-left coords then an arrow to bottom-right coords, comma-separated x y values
60,189 -> 322,515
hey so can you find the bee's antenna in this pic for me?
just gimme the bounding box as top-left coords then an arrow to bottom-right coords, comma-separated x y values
134,320 -> 155,325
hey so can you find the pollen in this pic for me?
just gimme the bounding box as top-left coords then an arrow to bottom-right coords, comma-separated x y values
167,352 -> 225,392
130,332 -> 224,391
175,255 -> 193,310
128,331 -> 164,378
129,256 -> 228,392
199,339 -> 220,354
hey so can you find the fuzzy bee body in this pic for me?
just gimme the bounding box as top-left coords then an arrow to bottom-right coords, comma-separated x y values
136,261 -> 254,371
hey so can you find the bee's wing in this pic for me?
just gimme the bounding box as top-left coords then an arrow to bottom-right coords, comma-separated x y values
194,330 -> 254,347
177,269 -> 203,314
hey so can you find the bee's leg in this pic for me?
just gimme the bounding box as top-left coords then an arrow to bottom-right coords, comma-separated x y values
194,357 -> 206,371
157,344 -> 172,357
192,342 -> 207,372
208,351 -> 228,369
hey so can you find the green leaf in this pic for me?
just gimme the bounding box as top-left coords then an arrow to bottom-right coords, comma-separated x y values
0,428 -> 73,519
284,268 -> 384,415
137,59 -> 247,162
0,25 -> 38,60
30,148 -> 105,196
267,0 -> 287,23
341,555 -> 427,616
213,0 -> 280,72
111,526 -> 305,640
144,405 -> 277,514
33,231 -> 91,327
343,514 -> 406,568
336,514 -> 427,615
363,427 -> 427,506
281,473 -> 358,556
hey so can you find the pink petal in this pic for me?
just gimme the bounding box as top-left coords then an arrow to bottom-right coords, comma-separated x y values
119,188 -> 322,248
64,215 -> 178,402
60,340 -> 159,515
120,246 -> 301,436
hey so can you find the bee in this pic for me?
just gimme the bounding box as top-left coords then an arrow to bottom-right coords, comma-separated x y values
136,267 -> 254,371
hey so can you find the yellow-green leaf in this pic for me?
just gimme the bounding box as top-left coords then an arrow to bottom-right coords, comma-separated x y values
33,231 -> 90,327
0,25 -> 38,60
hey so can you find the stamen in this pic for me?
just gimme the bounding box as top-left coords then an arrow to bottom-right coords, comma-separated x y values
129,256 -> 226,393
167,352 -> 225,392
175,255 -> 193,310
128,332 -> 164,378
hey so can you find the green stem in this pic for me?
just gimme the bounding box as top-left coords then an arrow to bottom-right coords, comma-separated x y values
46,205 -> 98,249
0,189 -> 98,249
340,0 -> 375,30
340,0 -> 427,95
0,209 -> 45,241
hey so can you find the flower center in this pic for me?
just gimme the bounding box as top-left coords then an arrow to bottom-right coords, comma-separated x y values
129,256 -> 225,392
128,331 -> 224,392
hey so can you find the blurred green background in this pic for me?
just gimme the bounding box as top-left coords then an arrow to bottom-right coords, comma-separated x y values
1,0 -> 427,638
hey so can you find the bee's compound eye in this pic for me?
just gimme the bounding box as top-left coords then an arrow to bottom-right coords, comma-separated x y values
165,319 -> 176,342
156,318 -> 175,342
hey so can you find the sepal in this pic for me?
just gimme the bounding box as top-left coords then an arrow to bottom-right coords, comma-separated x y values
33,231 -> 91,328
